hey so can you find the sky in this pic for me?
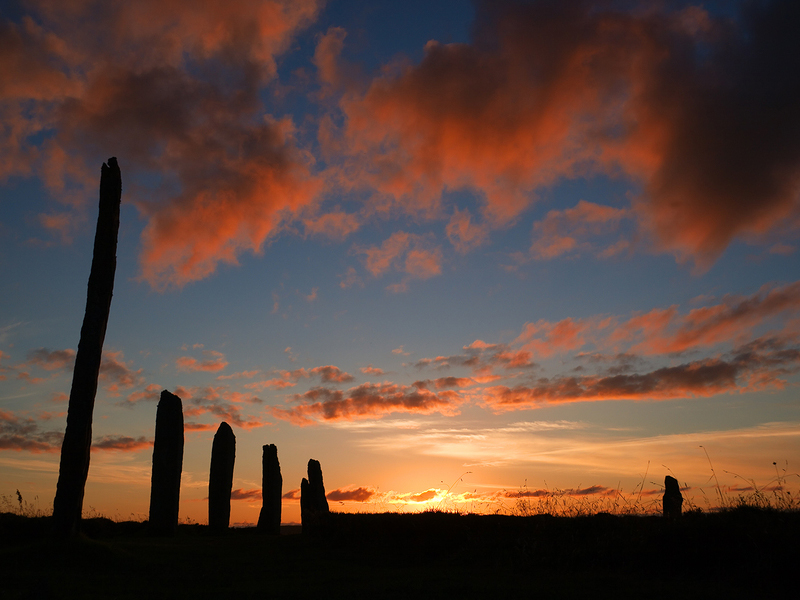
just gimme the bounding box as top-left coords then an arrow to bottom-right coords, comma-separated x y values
1,0 -> 799,525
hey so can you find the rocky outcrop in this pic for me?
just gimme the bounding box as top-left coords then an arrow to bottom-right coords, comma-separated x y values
208,422 -> 236,532
52,158 -> 122,538
148,390 -> 185,535
663,475 -> 683,518
257,444 -> 282,535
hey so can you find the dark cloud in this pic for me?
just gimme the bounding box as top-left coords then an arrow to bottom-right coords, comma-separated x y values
326,487 -> 375,502
272,381 -> 465,425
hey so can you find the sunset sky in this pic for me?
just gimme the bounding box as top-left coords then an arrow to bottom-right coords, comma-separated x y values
2,0 -> 799,524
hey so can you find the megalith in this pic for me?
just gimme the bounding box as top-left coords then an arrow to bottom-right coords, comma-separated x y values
257,444 -> 282,535
301,458 -> 329,534
663,475 -> 683,518
148,390 -> 184,535
52,158 -> 122,537
208,422 -> 236,532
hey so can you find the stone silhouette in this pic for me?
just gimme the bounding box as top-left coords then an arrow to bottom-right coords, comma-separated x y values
148,390 -> 184,535
208,422 -> 236,532
52,158 -> 122,537
663,475 -> 684,518
257,444 -> 282,535
301,459 -> 329,534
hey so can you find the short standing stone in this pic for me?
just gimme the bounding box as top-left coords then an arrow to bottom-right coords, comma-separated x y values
301,458 -> 329,535
148,390 -> 184,536
257,444 -> 282,535
208,422 -> 236,532
663,475 -> 683,518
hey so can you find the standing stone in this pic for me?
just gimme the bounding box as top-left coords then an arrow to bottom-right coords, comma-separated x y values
52,158 -> 122,538
208,422 -> 236,532
663,475 -> 684,518
257,444 -> 282,535
148,390 -> 184,535
301,458 -> 329,534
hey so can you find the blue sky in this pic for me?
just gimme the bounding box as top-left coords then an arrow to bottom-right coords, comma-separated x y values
1,0 -> 799,523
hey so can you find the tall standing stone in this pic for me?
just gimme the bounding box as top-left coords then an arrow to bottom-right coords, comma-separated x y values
52,158 -> 122,537
208,422 -> 236,532
148,390 -> 184,535
663,475 -> 684,518
257,444 -> 282,535
301,458 -> 329,534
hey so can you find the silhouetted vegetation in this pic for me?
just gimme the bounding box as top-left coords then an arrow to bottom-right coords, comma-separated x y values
1,506 -> 798,599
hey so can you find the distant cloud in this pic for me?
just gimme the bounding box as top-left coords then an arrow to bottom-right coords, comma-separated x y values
25,348 -> 75,371
176,350 -> 228,373
322,0 -> 800,270
481,335 -> 800,412
272,381 -> 465,425
360,365 -> 385,376
230,488 -> 262,501
326,486 -> 375,502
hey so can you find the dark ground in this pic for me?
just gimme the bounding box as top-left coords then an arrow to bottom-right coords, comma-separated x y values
1,508 -> 797,599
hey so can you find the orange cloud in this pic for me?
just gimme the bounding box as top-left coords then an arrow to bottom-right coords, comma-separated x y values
99,351 -> 144,396
24,348 -> 75,371
272,382 -> 465,425
481,336 -> 800,412
2,0 -> 324,286
361,365 -> 385,376
175,350 -> 228,373
230,488 -> 262,501
91,435 -> 152,452
514,318 -> 593,358
529,200 -> 630,260
446,208 -> 489,253
303,210 -> 361,240
614,281 -> 800,354
323,1 -> 800,269
327,486 -> 375,502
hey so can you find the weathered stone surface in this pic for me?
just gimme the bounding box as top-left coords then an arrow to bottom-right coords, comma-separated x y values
257,444 -> 282,535
663,475 -> 684,518
52,158 -> 122,538
301,458 -> 329,534
208,422 -> 236,532
148,390 -> 185,535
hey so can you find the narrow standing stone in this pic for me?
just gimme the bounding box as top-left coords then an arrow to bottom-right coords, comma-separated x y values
257,444 -> 282,535
52,158 -> 122,537
148,390 -> 184,535
208,422 -> 236,532
663,475 -> 684,518
301,458 -> 329,534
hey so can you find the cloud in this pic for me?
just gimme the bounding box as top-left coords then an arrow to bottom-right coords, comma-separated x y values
99,351 -> 144,395
528,200 -> 630,260
360,365 -> 385,376
282,488 -> 301,500
323,0 -> 800,269
2,0 -> 324,287
303,210 -> 361,240
271,381 -> 465,425
176,350 -> 228,373
414,341 -> 534,375
91,435 -> 152,452
124,383 -> 162,405
481,336 -> 800,412
217,370 -> 260,380
354,231 -> 443,286
446,208 -> 489,253
0,409 -> 63,453
339,266 -> 363,289
25,348 -> 75,371
230,488 -> 262,501
326,486 -> 375,502
175,385 -> 270,429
